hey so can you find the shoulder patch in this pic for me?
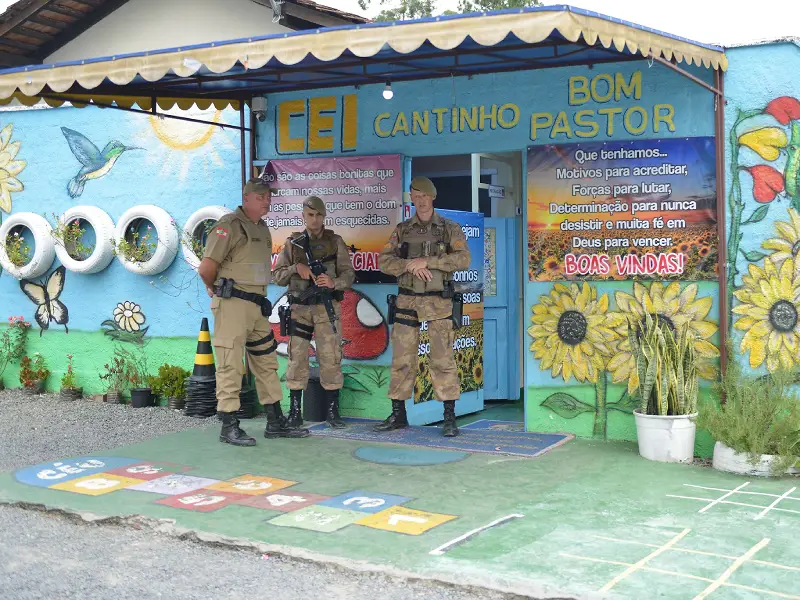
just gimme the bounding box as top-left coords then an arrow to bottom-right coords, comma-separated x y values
214,227 -> 228,238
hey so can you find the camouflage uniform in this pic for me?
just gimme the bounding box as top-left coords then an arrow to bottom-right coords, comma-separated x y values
273,196 -> 355,429
375,177 -> 471,436
204,181 -> 309,446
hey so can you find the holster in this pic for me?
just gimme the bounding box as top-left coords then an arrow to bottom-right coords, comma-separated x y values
386,294 -> 397,325
451,293 -> 464,330
214,277 -> 234,299
278,304 -> 292,337
441,280 -> 455,299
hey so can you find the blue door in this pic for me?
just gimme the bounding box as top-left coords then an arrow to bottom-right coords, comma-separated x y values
483,217 -> 521,400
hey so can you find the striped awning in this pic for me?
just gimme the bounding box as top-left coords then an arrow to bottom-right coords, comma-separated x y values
0,5 -> 727,111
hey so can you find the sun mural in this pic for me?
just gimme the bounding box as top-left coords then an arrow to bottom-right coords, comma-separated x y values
134,107 -> 236,182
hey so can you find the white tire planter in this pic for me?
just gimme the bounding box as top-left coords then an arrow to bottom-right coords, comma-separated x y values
114,204 -> 179,276
54,205 -> 116,274
634,409 -> 697,464
712,441 -> 800,477
0,212 -> 56,279
181,205 -> 231,270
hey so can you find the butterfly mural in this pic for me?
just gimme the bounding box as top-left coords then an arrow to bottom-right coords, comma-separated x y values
19,266 -> 69,336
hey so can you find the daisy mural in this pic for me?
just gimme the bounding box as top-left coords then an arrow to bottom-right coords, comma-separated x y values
101,301 -> 149,344
528,280 -> 720,440
0,124 -> 26,214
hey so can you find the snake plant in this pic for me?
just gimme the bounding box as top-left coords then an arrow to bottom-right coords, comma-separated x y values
627,312 -> 698,416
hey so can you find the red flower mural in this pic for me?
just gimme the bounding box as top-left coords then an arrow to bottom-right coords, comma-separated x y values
764,96 -> 800,125
744,165 -> 785,203
269,289 -> 389,360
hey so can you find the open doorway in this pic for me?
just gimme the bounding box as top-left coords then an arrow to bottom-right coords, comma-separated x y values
411,152 -> 524,426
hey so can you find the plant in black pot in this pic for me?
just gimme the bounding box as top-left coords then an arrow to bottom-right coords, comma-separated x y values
98,354 -> 128,403
59,354 -> 82,400
19,353 -> 49,395
150,363 -> 190,410
117,345 -> 152,408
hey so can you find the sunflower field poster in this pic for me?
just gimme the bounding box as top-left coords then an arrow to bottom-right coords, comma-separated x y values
410,209 -> 484,408
526,137 -> 718,282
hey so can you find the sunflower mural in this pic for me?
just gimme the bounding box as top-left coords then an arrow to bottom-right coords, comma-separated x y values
727,96 -> 800,331
0,124 -> 26,215
529,281 -> 719,439
101,301 -> 150,344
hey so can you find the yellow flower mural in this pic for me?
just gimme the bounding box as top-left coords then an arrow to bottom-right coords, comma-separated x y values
528,282 -> 623,384
0,124 -> 26,214
762,207 -> 800,265
607,282 -> 719,393
738,127 -> 788,161
733,256 -> 800,372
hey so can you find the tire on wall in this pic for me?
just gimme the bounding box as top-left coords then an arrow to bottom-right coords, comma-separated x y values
181,205 -> 232,270
114,204 -> 179,276
54,205 -> 116,274
0,212 -> 56,280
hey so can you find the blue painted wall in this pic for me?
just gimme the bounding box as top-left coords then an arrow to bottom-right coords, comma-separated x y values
256,59 -> 721,440
723,41 -> 800,374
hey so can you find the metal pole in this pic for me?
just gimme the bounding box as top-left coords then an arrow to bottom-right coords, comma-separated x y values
714,68 -> 727,375
239,102 -> 247,189
649,54 -> 724,97
249,102 -> 257,179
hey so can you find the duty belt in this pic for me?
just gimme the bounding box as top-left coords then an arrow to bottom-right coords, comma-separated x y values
398,288 -> 443,297
214,279 -> 272,317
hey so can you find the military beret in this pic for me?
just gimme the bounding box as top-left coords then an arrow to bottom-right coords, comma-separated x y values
303,195 -> 326,216
243,177 -> 278,195
410,176 -> 437,198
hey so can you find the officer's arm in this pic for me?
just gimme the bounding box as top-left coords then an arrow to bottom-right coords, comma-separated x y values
199,221 -> 232,290
378,226 -> 408,276
272,239 -> 296,287
426,223 -> 471,273
333,237 -> 356,290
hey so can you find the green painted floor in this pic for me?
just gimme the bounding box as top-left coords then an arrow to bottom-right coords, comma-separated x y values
2,422 -> 799,599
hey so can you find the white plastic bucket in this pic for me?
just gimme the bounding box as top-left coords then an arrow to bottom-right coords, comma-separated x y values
634,409 -> 697,463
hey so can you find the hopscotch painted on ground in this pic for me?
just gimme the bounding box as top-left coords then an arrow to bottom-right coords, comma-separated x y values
667,482 -> 800,521
561,528 -> 800,599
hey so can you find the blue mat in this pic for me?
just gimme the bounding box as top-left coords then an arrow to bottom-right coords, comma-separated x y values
308,418 -> 572,458
461,419 -> 525,432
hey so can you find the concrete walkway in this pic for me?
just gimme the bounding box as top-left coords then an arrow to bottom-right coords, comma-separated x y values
1,423 -> 798,599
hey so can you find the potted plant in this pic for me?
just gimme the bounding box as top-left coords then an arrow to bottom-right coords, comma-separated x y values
149,363 -> 190,409
98,354 -> 129,403
19,353 -> 50,394
4,230 -> 31,267
118,345 -> 153,407
629,312 -> 699,464
59,354 -> 82,400
696,343 -> 800,477
0,315 -> 31,389
112,227 -> 156,264
48,213 -> 95,261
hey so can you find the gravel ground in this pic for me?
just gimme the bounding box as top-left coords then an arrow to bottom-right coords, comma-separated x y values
0,389 -> 530,600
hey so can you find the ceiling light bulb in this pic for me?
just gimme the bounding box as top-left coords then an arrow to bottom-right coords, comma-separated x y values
383,82 -> 393,100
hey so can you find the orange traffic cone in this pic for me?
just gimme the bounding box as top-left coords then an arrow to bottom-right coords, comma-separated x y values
192,317 -> 215,377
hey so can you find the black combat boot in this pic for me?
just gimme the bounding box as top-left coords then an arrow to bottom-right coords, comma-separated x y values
287,389 -> 303,428
326,389 -> 347,429
442,400 -> 459,437
264,402 -> 310,438
219,412 -> 256,447
373,400 -> 409,432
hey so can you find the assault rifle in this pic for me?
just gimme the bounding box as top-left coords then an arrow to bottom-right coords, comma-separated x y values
290,232 -> 339,334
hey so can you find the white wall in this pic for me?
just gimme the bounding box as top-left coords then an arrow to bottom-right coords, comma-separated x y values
45,0 -> 292,63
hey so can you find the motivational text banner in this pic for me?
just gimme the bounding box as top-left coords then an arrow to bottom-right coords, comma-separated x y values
261,154 -> 403,284
409,208 -> 484,403
527,137 -> 718,282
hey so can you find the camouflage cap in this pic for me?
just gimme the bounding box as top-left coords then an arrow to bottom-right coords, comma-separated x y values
303,195 -> 326,216
243,177 -> 278,195
410,176 -> 437,198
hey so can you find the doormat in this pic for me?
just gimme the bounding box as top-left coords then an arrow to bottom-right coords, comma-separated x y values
461,420 -> 525,432
308,418 -> 573,458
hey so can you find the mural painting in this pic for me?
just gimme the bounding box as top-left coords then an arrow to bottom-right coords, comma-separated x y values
727,92 -> 800,372
102,301 -> 149,344
525,138 -> 720,440
20,266 -> 69,336
61,127 -> 140,198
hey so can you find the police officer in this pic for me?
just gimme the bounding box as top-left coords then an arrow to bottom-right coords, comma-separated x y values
376,176 -> 470,437
273,196 -> 355,429
199,177 -> 309,447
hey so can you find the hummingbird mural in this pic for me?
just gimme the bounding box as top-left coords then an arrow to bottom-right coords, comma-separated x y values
61,127 -> 140,198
